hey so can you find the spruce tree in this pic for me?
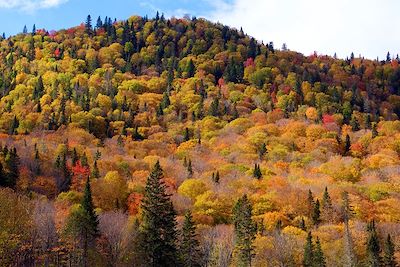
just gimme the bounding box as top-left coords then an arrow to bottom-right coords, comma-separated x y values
321,187 -> 333,223
253,163 -> 262,179
312,199 -> 321,226
372,122 -> 379,138
233,195 -> 256,267
187,159 -> 193,178
303,232 -> 314,267
314,237 -> 326,267
180,210 -> 200,267
344,134 -> 351,155
366,220 -> 381,267
5,148 -> 20,188
140,161 -> 178,266
383,234 -> 397,267
307,189 -> 315,218
258,143 -> 267,160
91,160 -> 100,179
209,98 -> 220,117
187,59 -> 195,78
184,127 -> 190,142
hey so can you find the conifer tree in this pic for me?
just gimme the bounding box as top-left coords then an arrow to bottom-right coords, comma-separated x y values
321,187 -> 333,222
312,199 -> 321,226
212,171 -> 220,184
372,122 -> 379,138
140,161 -> 178,266
344,134 -> 351,155
366,220 -> 381,267
258,143 -> 267,160
180,210 -> 200,267
342,191 -> 356,267
187,59 -> 195,78
91,160 -> 100,179
233,195 -> 256,267
307,189 -> 315,218
253,163 -> 262,179
383,234 -> 397,267
187,159 -> 193,178
85,15 -> 92,35
161,92 -> 171,109
303,232 -> 314,267
314,237 -> 326,267
184,127 -> 190,142
209,98 -> 220,117
350,115 -> 360,131
5,148 -> 20,188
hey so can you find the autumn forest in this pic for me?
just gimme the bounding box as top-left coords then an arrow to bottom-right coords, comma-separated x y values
1,12 -> 400,267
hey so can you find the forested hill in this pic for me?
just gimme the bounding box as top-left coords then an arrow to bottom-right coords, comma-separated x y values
1,13 -> 400,266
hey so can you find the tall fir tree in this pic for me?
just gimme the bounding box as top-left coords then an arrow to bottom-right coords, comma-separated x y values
314,237 -> 326,267
233,194 -> 256,267
303,232 -> 314,267
140,161 -> 178,266
383,234 -> 397,267
180,210 -> 200,267
366,220 -> 381,267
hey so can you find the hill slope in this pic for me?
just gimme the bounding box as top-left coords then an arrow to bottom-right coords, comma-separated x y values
0,14 -> 400,266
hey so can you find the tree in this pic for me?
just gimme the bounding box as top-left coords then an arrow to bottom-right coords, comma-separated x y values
91,160 -> 100,179
366,220 -> 381,267
303,232 -> 314,267
187,59 -> 196,78
180,211 -> 200,267
321,187 -> 333,222
314,237 -> 326,267
85,15 -> 93,35
342,191 -> 356,267
258,143 -> 267,160
209,98 -> 220,117
5,148 -> 20,188
139,161 -> 178,266
184,127 -> 190,142
232,195 -> 256,267
65,177 -> 99,267
212,171 -> 220,184
383,234 -> 397,267
312,199 -> 321,226
187,159 -> 193,178
253,164 -> 262,179
344,134 -> 351,155
372,122 -> 379,138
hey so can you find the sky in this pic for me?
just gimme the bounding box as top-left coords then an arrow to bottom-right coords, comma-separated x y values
0,0 -> 398,59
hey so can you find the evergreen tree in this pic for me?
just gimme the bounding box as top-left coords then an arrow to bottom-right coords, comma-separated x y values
344,134 -> 351,155
140,161 -> 178,266
350,115 -> 360,131
180,210 -> 200,267
9,115 -> 19,135
372,122 -> 379,138
209,97 -> 220,117
303,232 -> 314,267
366,220 -> 381,267
307,189 -> 315,218
81,152 -> 88,167
299,217 -> 306,231
5,148 -> 20,188
59,152 -> 71,192
312,199 -> 321,226
184,127 -> 190,142
258,142 -> 267,160
85,15 -> 93,35
72,148 -> 79,166
314,237 -> 326,267
321,187 -> 333,222
253,163 -> 262,179
383,234 -> 397,267
91,160 -> 100,179
33,145 -> 41,175
187,59 -> 195,78
233,195 -> 256,267
212,171 -> 220,184
161,92 -> 171,109
187,159 -> 193,178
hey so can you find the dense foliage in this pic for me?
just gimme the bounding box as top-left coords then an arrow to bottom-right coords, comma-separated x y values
1,12 -> 400,266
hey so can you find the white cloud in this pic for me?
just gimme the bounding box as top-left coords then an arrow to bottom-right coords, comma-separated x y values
0,0 -> 68,12
206,0 -> 400,59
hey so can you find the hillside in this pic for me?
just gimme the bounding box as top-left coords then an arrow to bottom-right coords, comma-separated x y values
1,13 -> 400,266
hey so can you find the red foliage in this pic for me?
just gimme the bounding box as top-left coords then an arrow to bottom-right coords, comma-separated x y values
244,57 -> 255,67
127,192 -> 143,216
322,114 -> 335,125
54,48 -> 61,58
218,77 -> 225,88
71,161 -> 90,191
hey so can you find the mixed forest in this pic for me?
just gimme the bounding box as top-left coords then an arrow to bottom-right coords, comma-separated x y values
1,12 -> 400,266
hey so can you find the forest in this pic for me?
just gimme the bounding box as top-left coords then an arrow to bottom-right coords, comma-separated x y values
0,12 -> 400,266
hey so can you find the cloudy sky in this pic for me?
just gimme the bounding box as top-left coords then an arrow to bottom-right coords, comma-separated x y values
0,0 -> 398,59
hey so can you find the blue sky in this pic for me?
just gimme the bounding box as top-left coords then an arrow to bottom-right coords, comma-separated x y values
0,0 -> 399,60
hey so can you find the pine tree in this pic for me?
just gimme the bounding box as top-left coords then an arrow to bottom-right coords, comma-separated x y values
383,234 -> 397,267
342,191 -> 356,267
85,15 -> 92,35
180,211 -> 200,267
233,195 -> 256,267
253,164 -> 262,179
161,92 -> 171,109
314,237 -> 326,267
140,161 -> 178,266
184,127 -> 190,142
372,122 -> 379,138
321,187 -> 333,223
366,220 -> 381,267
344,134 -> 351,155
258,143 -> 267,160
312,199 -> 321,226
303,232 -> 314,267
91,160 -> 100,179
187,59 -> 195,78
9,115 -> 19,135
187,159 -> 193,178
5,148 -> 20,188
307,189 -> 315,218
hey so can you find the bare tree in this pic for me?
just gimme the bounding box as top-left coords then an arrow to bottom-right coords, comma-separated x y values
98,210 -> 133,266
